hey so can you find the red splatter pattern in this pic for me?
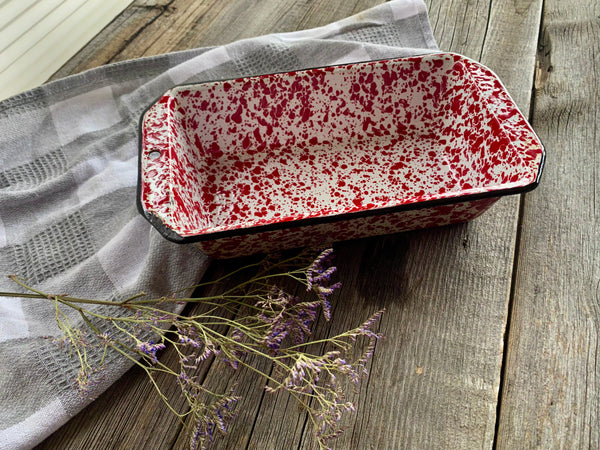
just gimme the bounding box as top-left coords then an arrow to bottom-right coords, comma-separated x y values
139,53 -> 544,258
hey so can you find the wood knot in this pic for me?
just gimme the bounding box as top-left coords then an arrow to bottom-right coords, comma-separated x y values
535,26 -> 553,90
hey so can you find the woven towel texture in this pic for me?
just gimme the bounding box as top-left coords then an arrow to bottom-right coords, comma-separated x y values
0,1 -> 437,448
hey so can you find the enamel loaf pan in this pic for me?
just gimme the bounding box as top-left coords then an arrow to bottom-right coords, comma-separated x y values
138,53 -> 544,259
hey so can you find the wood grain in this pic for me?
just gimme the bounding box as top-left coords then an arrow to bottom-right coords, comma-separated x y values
180,1 -> 544,448
297,1 -> 542,448
33,0 -> 564,448
38,1 -> 383,448
50,0 -> 381,80
496,0 -> 600,447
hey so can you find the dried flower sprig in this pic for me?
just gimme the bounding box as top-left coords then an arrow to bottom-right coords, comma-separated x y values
1,249 -> 384,449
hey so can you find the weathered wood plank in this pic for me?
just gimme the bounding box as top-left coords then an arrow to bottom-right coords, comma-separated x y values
49,0 -> 172,80
36,0 -> 549,448
110,0 -> 383,60
496,1 -> 600,447
426,0 -> 491,61
36,258 -> 263,450
304,1 -> 542,448
37,1 -> 383,448
51,0 -> 380,80
160,2 -> 507,447
194,1 -> 544,448
170,266 -> 315,450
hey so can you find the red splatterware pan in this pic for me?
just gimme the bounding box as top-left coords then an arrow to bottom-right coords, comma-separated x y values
138,53 -> 544,258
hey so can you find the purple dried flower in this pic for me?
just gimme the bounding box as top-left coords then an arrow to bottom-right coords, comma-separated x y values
97,332 -> 113,346
256,287 -> 321,350
53,327 -> 87,351
149,312 -> 170,326
180,334 -> 202,348
221,329 -> 244,369
305,249 -> 341,320
137,340 -> 166,363
178,371 -> 191,385
188,392 -> 240,450
355,309 -> 385,338
306,248 -> 336,290
195,340 -> 220,363
264,324 -> 288,350
8,248 -> 386,450
75,365 -> 106,399
52,335 -> 72,351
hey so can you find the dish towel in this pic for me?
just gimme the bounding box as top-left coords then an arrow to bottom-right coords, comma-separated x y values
0,1 -> 438,448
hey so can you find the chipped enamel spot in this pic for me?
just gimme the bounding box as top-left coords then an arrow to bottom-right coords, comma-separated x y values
140,53 -> 544,257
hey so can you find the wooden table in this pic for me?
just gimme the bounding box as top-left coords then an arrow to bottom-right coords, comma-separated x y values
37,0 -> 599,448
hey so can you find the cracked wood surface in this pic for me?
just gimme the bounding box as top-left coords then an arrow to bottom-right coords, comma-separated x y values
37,0 -> 599,448
496,1 -> 600,448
